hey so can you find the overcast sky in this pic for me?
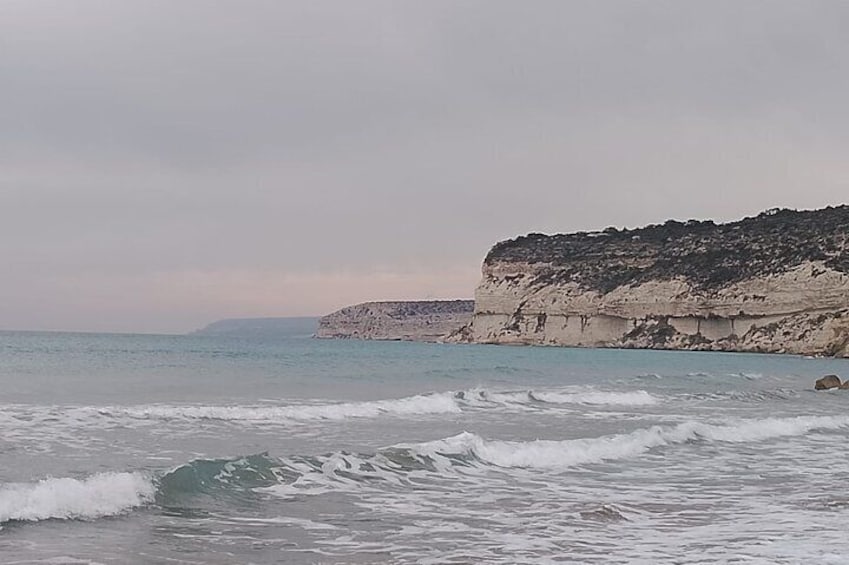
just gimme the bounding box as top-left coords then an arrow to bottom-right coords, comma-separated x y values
2,1 -> 848,333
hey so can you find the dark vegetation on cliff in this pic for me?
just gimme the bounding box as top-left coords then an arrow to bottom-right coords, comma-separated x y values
486,206 -> 849,293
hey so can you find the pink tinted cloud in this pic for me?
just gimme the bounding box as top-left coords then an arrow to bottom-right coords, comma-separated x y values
5,266 -> 480,333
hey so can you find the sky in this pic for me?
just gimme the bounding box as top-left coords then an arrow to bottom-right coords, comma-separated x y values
2,1 -> 848,333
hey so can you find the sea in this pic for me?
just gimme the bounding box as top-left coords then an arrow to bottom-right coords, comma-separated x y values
2,321 -> 849,564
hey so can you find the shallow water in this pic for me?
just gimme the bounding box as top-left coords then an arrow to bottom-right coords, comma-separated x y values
2,327 -> 848,564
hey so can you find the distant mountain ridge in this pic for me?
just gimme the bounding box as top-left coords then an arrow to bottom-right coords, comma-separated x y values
192,317 -> 318,338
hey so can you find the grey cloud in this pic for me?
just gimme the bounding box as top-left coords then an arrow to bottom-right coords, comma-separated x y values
7,1 -> 846,164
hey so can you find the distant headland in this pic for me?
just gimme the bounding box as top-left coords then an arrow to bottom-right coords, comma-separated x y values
192,317 -> 318,338
317,206 -> 849,357
195,207 -> 849,356
315,300 -> 474,342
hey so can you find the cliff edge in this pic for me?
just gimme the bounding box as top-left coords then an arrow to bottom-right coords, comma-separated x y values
459,206 -> 849,357
316,300 -> 474,342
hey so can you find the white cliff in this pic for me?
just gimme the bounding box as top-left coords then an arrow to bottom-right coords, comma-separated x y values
459,207 -> 849,357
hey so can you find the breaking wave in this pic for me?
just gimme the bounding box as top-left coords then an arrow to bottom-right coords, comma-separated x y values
90,386 -> 660,425
0,472 -> 155,524
5,414 -> 847,525
412,415 -> 849,469
530,390 -> 658,406
101,393 -> 462,422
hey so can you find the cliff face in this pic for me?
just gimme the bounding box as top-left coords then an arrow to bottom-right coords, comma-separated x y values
462,207 -> 849,357
316,300 -> 474,342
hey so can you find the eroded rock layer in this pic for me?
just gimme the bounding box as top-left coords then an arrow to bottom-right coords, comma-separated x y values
316,300 -> 474,342
461,206 -> 849,357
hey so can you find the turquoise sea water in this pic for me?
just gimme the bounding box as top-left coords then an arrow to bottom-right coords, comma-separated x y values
2,325 -> 849,564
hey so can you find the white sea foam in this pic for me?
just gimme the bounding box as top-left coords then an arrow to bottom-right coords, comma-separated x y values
94,387 -> 649,425
3,386 -> 661,436
0,472 -> 155,523
453,388 -> 537,407
409,415 -> 849,469
103,392 -> 462,423
454,387 -> 660,409
531,389 -> 658,406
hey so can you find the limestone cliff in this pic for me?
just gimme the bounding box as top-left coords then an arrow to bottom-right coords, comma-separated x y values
460,206 -> 849,357
316,300 -> 474,342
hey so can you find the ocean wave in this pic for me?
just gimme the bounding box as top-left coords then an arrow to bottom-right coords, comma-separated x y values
633,372 -> 664,380
636,371 -> 773,383
262,414 -> 849,498
9,413 -> 845,524
732,372 -> 765,380
89,386 -> 657,425
157,453 -> 289,500
408,415 -> 849,469
0,472 -> 155,524
1,386 -> 662,440
530,390 -> 658,406
98,392 -> 462,423
681,389 -> 798,403
457,387 -> 659,407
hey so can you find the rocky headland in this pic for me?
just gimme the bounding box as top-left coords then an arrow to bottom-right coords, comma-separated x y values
315,300 -> 474,342
455,206 -> 849,357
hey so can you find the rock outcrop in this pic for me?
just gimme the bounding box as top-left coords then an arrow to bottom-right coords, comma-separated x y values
458,206 -> 849,357
814,375 -> 845,390
316,300 -> 474,342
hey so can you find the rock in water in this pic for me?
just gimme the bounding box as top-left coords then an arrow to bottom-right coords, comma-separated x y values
461,206 -> 849,357
815,375 -> 843,390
